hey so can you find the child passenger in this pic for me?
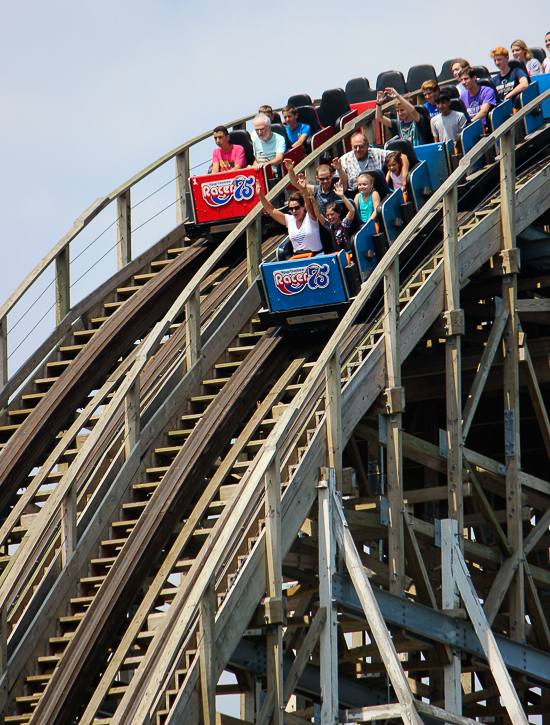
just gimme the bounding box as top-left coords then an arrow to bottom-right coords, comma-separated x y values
431,90 -> 468,142
385,152 -> 408,192
320,182 -> 356,253
354,173 -> 380,224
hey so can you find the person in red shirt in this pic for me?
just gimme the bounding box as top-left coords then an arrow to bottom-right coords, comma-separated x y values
211,126 -> 246,173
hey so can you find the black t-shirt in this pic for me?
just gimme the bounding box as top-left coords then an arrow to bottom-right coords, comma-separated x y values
492,67 -> 527,100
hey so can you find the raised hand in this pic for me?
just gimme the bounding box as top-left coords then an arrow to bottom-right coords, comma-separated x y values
333,181 -> 344,197
284,158 -> 295,171
377,90 -> 386,103
384,87 -> 398,99
255,180 -> 263,196
331,157 -> 342,170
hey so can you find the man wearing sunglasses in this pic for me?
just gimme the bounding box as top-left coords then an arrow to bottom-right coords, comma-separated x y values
284,158 -> 346,221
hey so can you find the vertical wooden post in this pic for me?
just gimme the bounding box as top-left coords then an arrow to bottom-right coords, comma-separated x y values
0,315 -> 7,390
185,289 -> 201,371
265,451 -> 283,725
124,379 -> 140,459
384,260 -> 405,595
117,191 -> 131,270
0,605 -> 7,679
176,149 -> 190,225
443,187 -> 464,536
199,578 -> 216,725
318,467 -> 338,725
305,164 -> 317,186
55,246 -> 70,325
246,217 -> 262,286
325,351 -> 342,491
500,129 -> 524,643
61,482 -> 77,568
441,517 -> 462,715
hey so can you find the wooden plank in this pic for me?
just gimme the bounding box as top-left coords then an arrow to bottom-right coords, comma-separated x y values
199,579 -> 216,725
451,526 -> 529,725
332,494 -> 423,725
441,518 -> 461,715
462,300 -> 508,440
0,315 -> 6,391
523,560 -> 550,653
117,190 -> 131,270
124,379 -> 140,459
55,246 -> 70,325
282,607 -> 326,705
185,288 -> 201,370
465,461 -> 511,557
416,700 -> 484,725
516,299 -> 550,312
60,482 -> 77,569
318,468 -> 338,725
345,703 -> 403,722
325,352 -> 342,490
246,217 -> 262,287
384,260 -> 404,595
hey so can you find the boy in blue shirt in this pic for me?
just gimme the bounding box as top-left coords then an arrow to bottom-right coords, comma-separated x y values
282,105 -> 311,149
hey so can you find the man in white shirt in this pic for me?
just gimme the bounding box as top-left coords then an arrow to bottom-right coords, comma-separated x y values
252,114 -> 286,171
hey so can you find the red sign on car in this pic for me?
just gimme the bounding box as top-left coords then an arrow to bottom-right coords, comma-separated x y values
190,167 -> 268,224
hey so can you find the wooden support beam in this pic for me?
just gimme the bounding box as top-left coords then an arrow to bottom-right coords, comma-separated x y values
185,287 -> 201,371
403,513 -> 437,610
446,518 -> 529,725
199,579 -> 216,725
500,128 -> 524,644
318,467 -> 338,725
116,190 -> 131,270
332,494 -> 424,725
0,605 -> 6,679
347,435 -> 370,496
60,482 -> 76,569
325,352 -> 342,491
124,379 -> 140,459
465,461 -> 511,557
265,451 -> 283,725
523,560 -> 550,652
55,246 -> 70,325
246,216 -> 262,287
516,299 -> 550,312
282,607 -> 326,705
384,260 -> 404,595
519,338 -> 550,460
176,149 -> 190,225
484,506 -> 550,625
0,315 -> 7,391
462,300 -> 508,440
441,518 -> 461,717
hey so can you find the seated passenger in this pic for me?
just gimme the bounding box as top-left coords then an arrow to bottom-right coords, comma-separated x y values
282,105 -> 311,149
490,47 -> 528,101
511,39 -> 542,76
340,132 -> 392,191
255,181 -> 323,257
285,158 -> 347,220
385,151 -> 409,192
211,126 -> 246,173
431,90 -> 468,142
452,58 -> 471,94
318,182 -> 356,253
354,173 -> 380,224
421,80 -> 441,118
459,67 -> 497,126
259,105 -> 282,125
252,114 -> 286,171
376,88 -> 429,146
545,33 -> 550,73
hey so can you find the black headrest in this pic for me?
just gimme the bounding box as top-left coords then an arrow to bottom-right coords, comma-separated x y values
317,88 -> 351,131
345,77 -> 377,104
508,58 -> 530,80
296,106 -> 322,134
270,124 -> 291,151
472,65 -> 491,80
414,106 -> 435,143
438,59 -> 456,83
442,84 -> 460,99
450,99 -> 470,123
227,129 -> 255,166
287,94 -> 313,107
376,70 -> 407,94
530,47 -> 547,64
406,64 -> 437,92
385,139 -> 420,170
363,168 -> 391,201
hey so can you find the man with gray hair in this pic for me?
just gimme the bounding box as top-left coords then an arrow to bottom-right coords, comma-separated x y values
252,113 -> 286,171
340,132 -> 391,191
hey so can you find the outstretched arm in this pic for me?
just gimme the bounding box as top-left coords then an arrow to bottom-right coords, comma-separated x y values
332,157 -> 348,191
368,190 -> 381,222
376,91 -> 393,128
334,181 -> 355,222
284,159 -> 314,193
295,176 -> 318,222
400,153 -> 410,190
385,87 -> 421,122
255,181 -> 286,225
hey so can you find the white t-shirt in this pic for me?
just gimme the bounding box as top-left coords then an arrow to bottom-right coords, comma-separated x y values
431,110 -> 468,142
527,58 -> 543,76
543,58 -> 550,74
284,212 -> 323,253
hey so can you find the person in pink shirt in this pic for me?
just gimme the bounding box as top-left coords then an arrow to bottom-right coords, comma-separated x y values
211,126 -> 246,173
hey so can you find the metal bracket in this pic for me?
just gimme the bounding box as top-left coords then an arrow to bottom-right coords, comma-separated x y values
439,429 -> 448,459
504,409 -> 516,457
384,386 -> 405,415
443,309 -> 465,336
500,248 -> 521,275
